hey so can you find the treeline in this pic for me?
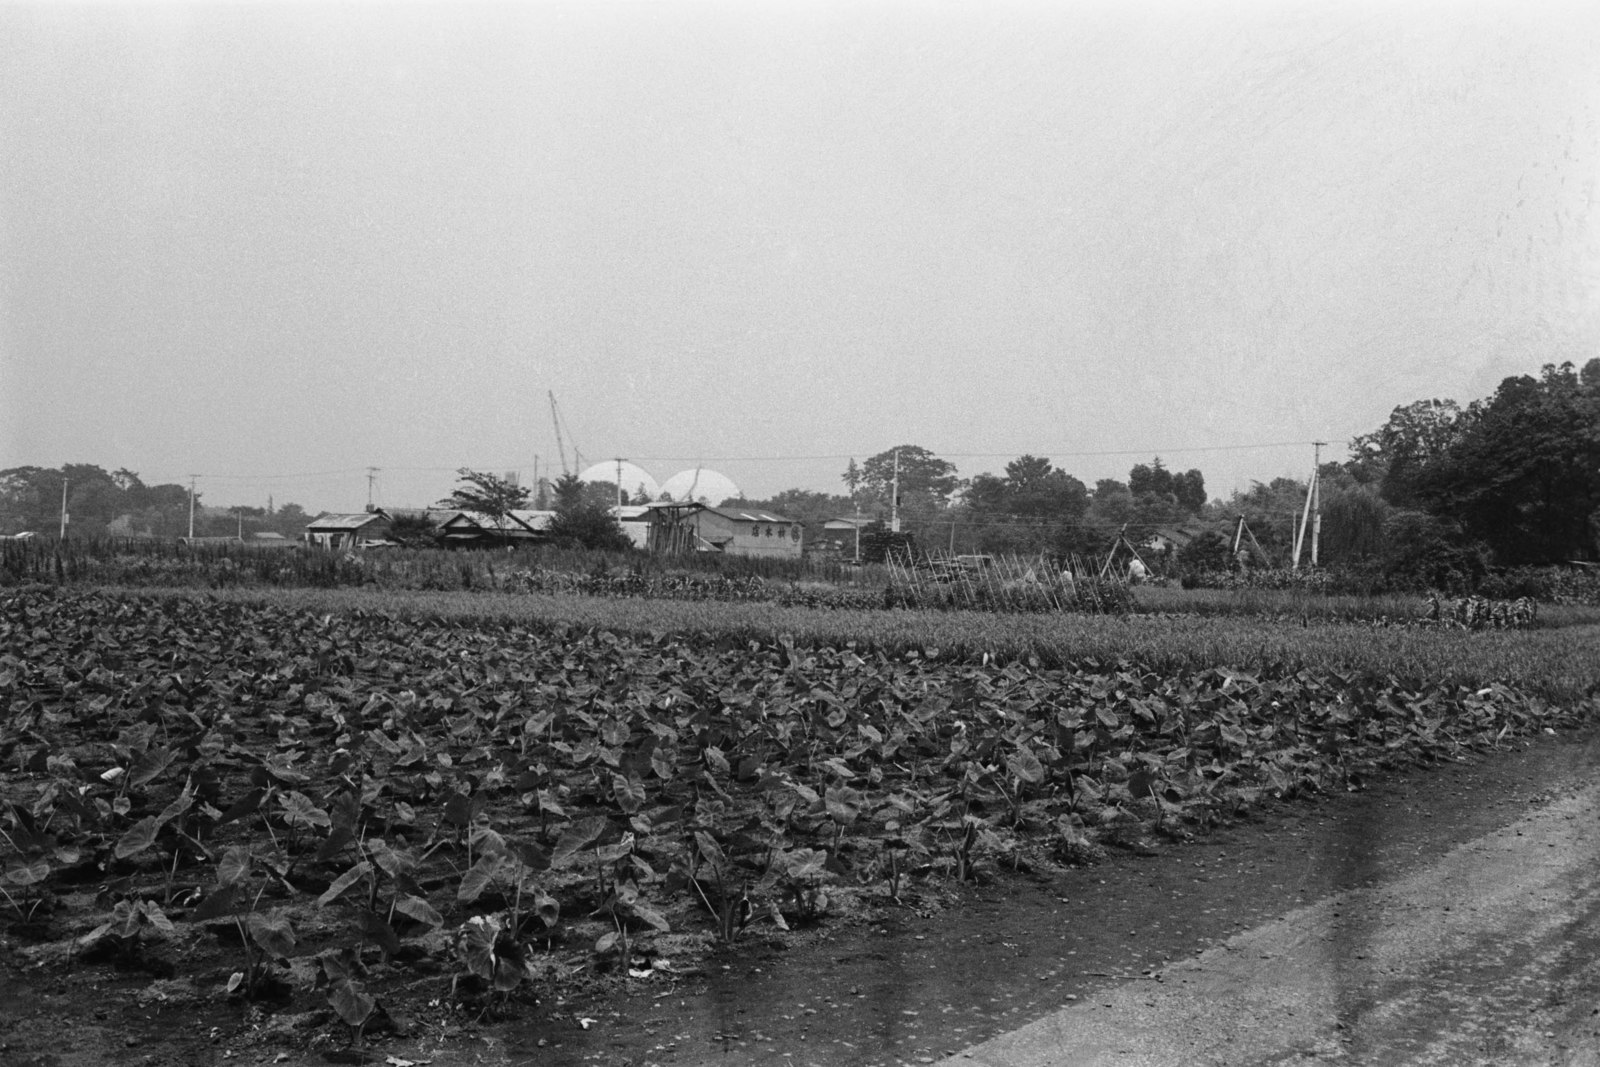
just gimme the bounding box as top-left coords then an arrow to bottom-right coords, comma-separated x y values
1307,359 -> 1600,585
731,448 -> 1212,561
0,465 -> 312,540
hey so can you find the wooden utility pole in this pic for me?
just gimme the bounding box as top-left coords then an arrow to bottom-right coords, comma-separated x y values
890,449 -> 901,534
366,467 -> 380,512
59,477 -> 68,539
188,476 -> 196,539
1292,442 -> 1327,570
1310,441 -> 1325,567
614,458 -> 626,508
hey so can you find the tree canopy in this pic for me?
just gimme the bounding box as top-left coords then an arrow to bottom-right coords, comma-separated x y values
436,469 -> 530,530
854,446 -> 961,509
1342,359 -> 1600,567
545,473 -> 632,552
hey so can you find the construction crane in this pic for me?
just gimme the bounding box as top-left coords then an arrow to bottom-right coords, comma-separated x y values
548,391 -> 577,477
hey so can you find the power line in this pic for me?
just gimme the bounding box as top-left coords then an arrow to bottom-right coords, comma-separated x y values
160,438 -> 1344,490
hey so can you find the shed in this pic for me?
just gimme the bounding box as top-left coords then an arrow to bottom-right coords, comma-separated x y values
304,513 -> 389,550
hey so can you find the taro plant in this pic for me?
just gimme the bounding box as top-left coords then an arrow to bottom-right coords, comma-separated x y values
763,847 -> 832,925
75,897 -> 175,961
451,911 -> 538,1001
189,845 -> 298,998
594,880 -> 670,972
310,947 -> 377,1045
683,831 -> 752,943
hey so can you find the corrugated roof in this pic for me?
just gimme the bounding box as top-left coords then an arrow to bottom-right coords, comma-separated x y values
306,513 -> 384,530
703,507 -> 796,524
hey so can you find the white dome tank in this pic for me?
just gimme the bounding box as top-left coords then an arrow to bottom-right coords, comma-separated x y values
660,468 -> 740,505
578,461 -> 661,502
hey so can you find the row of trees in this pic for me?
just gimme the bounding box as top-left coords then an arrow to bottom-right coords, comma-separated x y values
1318,359 -> 1600,576
0,465 -> 312,540
735,448 -> 1211,560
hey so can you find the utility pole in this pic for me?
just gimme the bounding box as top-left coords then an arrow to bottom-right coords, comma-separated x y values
366,467 -> 380,512
615,458 -> 625,508
59,477 -> 68,539
854,503 -> 861,563
890,449 -> 901,534
1310,441 -> 1325,567
188,476 -> 196,539
236,508 -> 243,541
1292,442 -> 1326,570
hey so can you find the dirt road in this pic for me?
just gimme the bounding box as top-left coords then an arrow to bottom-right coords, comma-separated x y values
947,757 -> 1600,1066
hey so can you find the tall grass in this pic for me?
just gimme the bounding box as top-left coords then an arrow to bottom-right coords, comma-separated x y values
0,536 -> 891,591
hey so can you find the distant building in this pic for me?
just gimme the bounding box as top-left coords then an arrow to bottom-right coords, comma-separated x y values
819,516 -> 871,557
248,532 -> 300,550
614,505 -> 653,549
437,510 -> 553,548
304,513 -> 389,550
642,502 -> 802,558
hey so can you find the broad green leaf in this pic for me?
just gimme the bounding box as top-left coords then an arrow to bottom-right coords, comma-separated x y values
114,816 -> 162,859
456,854 -> 503,904
327,977 -> 375,1027
611,773 -> 646,814
1006,749 -> 1045,784
317,861 -> 373,907
551,816 -> 607,868
128,747 -> 177,788
393,894 -> 443,928
279,791 -> 331,830
217,845 -> 251,887
703,746 -> 730,776
246,911 -> 297,959
4,858 -> 49,886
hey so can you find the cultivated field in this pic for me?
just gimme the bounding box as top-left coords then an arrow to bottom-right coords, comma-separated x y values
2,576 -> 1596,1062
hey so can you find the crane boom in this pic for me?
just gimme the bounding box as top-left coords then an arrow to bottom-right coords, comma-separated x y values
548,391 -> 571,476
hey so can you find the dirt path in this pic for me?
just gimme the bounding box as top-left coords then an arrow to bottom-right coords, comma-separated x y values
7,728 -> 1600,1067
948,751 -> 1600,1066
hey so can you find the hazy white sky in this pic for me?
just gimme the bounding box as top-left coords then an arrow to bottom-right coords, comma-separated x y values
3,0 -> 1598,513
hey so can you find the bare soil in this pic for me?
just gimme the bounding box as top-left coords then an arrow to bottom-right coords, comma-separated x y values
5,726 -> 1595,1067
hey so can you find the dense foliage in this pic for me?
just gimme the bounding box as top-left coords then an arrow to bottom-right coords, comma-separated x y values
1348,360 -> 1600,566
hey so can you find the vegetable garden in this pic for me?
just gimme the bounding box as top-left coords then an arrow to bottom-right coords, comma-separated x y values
3,581 -> 1596,1061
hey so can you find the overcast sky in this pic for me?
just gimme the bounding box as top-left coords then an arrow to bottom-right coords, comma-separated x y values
3,0 -> 1597,514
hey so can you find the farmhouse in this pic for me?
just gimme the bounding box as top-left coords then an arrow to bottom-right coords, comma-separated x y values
642,502 -> 802,558
437,509 -> 553,548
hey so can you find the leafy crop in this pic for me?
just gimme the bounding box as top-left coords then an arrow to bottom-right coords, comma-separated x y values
1,586 -> 1594,1051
